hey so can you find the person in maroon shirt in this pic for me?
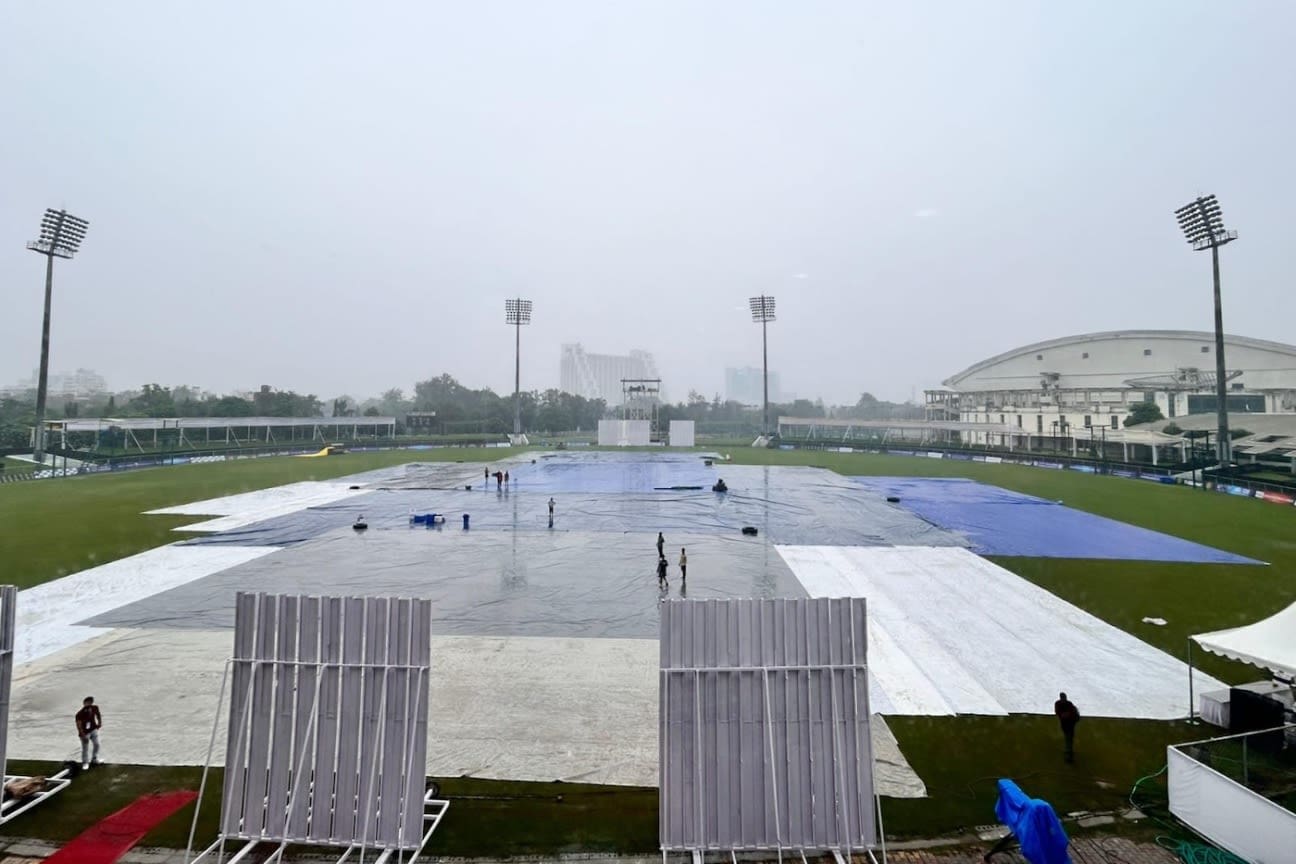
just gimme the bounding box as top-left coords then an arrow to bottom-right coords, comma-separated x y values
75,696 -> 102,769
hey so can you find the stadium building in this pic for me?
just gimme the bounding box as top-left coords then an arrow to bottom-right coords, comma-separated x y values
926,330 -> 1296,446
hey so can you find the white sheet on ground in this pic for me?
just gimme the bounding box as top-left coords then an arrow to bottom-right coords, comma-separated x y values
777,545 -> 1223,719
144,480 -> 368,532
15,544 -> 276,664
8,629 -> 928,798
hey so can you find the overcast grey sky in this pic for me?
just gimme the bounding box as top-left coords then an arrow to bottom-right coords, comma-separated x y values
2,1 -> 1294,405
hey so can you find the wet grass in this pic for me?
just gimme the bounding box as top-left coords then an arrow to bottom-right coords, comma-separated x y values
0,448 -> 517,589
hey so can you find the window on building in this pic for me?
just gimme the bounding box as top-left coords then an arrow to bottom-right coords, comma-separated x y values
999,414 -> 1005,424
1143,349 -> 1152,356
1081,352 -> 1089,359
1201,346 -> 1210,353
1232,383 -> 1244,391
1017,415 -> 1023,428
1084,415 -> 1092,427
1111,416 -> 1119,429
1036,415 -> 1043,433
1036,354 -> 1043,361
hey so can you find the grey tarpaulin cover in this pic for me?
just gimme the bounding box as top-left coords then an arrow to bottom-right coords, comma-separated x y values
222,592 -> 431,849
659,597 -> 877,853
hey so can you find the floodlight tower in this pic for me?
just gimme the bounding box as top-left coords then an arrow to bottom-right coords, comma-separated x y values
26,208 -> 90,464
1174,194 -> 1237,465
505,298 -> 532,437
749,295 -> 776,438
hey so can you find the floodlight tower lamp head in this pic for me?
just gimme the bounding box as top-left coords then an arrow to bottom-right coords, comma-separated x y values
505,298 -> 533,325
748,295 -> 776,323
1174,194 -> 1236,251
27,208 -> 90,259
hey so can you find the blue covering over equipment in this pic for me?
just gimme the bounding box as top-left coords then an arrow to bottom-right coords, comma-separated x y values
994,779 -> 1070,864
854,477 -> 1259,564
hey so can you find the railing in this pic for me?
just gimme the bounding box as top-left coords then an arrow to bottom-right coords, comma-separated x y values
1167,726 -> 1296,862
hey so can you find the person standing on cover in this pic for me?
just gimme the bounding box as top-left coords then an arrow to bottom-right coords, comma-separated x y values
679,547 -> 687,582
76,696 -> 102,770
1054,692 -> 1080,762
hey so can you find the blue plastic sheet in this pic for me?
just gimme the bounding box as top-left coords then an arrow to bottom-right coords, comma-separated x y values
853,477 -> 1259,564
184,463 -> 963,550
994,779 -> 1070,864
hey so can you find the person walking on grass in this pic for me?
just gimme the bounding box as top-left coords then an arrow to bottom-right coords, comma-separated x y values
76,696 -> 102,770
1054,692 -> 1080,762
679,547 -> 687,582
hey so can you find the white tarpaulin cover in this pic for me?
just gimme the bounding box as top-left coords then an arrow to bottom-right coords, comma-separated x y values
145,481 -> 369,533
15,544 -> 276,665
777,545 -> 1223,718
1192,601 -> 1296,679
1168,744 -> 1296,861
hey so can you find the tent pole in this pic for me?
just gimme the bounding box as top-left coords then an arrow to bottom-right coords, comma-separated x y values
1188,637 -> 1196,724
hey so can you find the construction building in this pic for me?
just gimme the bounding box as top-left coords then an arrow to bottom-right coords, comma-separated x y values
559,343 -> 661,406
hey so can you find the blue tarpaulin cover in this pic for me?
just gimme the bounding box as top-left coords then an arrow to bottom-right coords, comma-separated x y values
994,779 -> 1071,864
853,477 -> 1259,564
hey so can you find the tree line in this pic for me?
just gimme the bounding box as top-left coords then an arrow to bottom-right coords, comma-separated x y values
1,376 -> 919,446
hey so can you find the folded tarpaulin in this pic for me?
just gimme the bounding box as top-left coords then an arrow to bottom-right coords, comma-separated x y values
994,779 -> 1071,864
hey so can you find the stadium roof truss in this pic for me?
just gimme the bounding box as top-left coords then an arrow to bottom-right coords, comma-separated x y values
47,416 -> 397,452
659,597 -> 885,864
0,586 -> 72,825
186,592 -> 447,864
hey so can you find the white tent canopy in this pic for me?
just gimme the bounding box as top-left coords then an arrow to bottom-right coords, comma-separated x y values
1192,601 -> 1296,679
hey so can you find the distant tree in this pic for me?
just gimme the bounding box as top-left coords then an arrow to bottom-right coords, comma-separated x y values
127,384 -> 176,417
1124,402 -> 1164,427
1163,422 -> 1183,435
363,406 -> 380,417
105,395 -> 117,414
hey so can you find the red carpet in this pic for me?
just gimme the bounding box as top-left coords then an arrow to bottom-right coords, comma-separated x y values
46,790 -> 197,864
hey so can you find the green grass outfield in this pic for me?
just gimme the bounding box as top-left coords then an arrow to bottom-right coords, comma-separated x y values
1,446 -> 1294,848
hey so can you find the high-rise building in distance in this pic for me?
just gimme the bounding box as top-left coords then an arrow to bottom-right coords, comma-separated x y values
725,366 -> 781,406
560,344 -> 661,406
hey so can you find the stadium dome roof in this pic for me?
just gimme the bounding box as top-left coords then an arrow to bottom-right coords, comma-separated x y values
943,330 -> 1296,390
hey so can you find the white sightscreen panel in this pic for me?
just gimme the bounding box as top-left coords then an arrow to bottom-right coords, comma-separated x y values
0,586 -> 16,779
221,592 -> 432,849
1167,746 -> 1296,862
669,421 -> 695,448
598,420 -> 651,446
660,598 -> 876,852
